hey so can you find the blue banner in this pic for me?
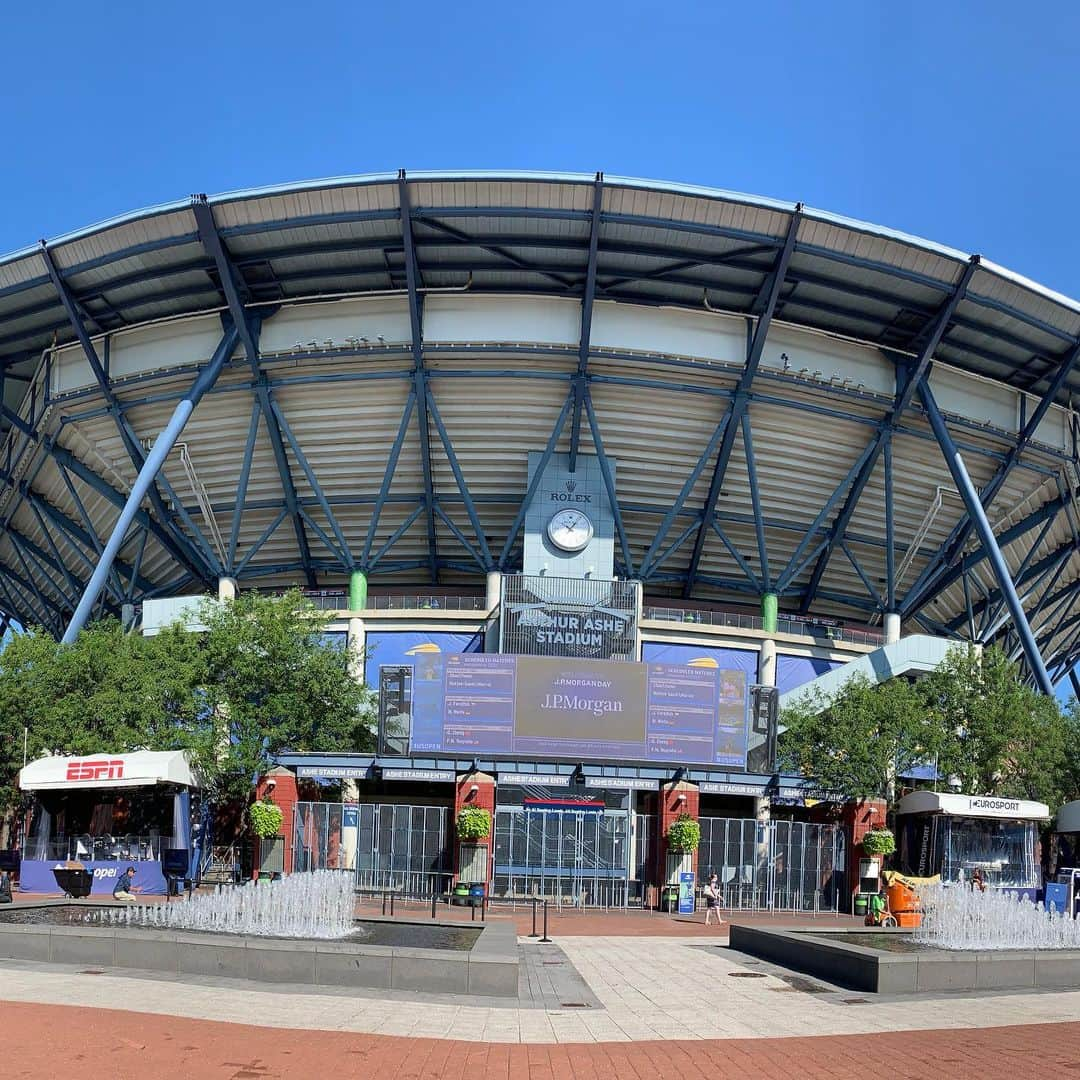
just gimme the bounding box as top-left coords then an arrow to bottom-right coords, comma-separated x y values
679,870 -> 696,914
19,859 -> 168,895
641,641 -> 758,678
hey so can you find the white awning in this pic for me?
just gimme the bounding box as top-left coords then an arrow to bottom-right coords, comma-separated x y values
18,751 -> 199,791
897,790 -> 1049,821
1057,800 -> 1080,832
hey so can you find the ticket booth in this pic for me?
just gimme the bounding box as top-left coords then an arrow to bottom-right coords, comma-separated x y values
18,751 -> 200,896
896,791 -> 1048,899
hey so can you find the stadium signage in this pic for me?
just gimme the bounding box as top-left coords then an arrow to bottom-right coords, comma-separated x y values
503,606 -> 634,658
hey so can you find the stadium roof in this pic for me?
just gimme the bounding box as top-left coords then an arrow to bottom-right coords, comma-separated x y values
1,170 -> 1078,406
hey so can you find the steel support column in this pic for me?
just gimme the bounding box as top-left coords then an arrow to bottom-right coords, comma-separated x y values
918,379 -> 1054,695
568,173 -> 603,473
398,173 -> 439,581
683,205 -> 802,596
61,330 -> 237,643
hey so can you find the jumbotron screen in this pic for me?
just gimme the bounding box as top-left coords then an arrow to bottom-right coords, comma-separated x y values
408,654 -> 748,767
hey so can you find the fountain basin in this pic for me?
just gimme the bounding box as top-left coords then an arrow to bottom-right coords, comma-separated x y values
730,924 -> 1080,994
0,902 -> 518,997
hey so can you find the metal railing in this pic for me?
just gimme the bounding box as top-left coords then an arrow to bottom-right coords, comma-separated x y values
253,588 -> 488,613
642,605 -> 883,646
355,869 -> 454,898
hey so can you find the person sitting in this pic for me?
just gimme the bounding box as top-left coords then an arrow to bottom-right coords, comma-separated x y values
865,889 -> 888,926
971,868 -> 988,893
112,866 -> 140,902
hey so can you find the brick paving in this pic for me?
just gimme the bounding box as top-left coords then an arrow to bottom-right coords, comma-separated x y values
3,1000 -> 1080,1078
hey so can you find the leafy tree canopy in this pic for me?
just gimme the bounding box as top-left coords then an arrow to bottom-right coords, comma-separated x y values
780,645 -> 1072,811
0,590 -> 374,811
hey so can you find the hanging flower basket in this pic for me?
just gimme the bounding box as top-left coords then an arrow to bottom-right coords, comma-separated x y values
861,829 -> 896,857
666,812 -> 701,854
456,807 -> 491,841
249,799 -> 283,839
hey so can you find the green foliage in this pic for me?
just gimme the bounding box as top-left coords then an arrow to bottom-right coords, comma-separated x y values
780,644 -> 1074,810
780,672 -> 941,805
861,829 -> 896,856
666,812 -> 701,853
456,807 -> 491,840
248,799 -> 284,838
0,591 -> 376,811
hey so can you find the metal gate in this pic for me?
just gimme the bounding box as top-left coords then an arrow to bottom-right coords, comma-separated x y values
493,808 -> 630,907
698,816 -> 846,911
294,801 -> 452,896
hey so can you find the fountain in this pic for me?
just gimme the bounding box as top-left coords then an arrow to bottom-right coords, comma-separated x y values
100,868 -> 355,939
0,869 -> 520,996
913,883 -> 1080,951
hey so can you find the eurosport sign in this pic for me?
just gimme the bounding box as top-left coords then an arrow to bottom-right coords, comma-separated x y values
408,653 -> 749,768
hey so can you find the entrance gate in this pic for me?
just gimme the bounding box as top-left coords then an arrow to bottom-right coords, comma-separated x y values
294,801 -> 452,896
698,816 -> 847,911
493,808 -> 631,907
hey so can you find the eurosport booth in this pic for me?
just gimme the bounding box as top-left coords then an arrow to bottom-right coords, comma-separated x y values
2,171 -> 1080,910
18,752 -> 199,896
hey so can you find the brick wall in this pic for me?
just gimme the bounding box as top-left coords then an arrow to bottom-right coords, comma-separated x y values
453,771 -> 496,885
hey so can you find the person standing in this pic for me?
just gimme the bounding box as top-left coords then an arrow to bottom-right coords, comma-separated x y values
703,872 -> 724,928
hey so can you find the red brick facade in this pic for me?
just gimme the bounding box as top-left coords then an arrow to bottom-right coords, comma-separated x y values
452,771 -> 496,885
656,781 -> 700,884
255,767 -> 299,876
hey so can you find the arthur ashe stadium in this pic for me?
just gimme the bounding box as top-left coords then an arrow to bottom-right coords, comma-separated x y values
4,170 -> 1080,909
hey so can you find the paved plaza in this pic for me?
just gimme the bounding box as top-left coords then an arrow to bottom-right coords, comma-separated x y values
4,917 -> 1080,1076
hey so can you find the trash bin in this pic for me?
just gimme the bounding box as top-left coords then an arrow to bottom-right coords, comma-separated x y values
854,894 -> 868,916
661,885 -> 680,911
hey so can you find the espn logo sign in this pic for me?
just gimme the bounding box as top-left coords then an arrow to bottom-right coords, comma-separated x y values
66,759 -> 125,782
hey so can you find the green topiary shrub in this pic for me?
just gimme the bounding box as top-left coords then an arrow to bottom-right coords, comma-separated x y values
456,806 -> 491,841
666,812 -> 701,854
861,829 -> 896,856
249,799 -> 284,839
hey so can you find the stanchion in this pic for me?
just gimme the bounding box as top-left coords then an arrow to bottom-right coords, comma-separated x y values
529,897 -> 539,938
390,891 -> 396,917
481,897 -> 486,922
471,899 -> 476,921
431,890 -> 438,920
382,892 -> 387,916
540,899 -> 552,943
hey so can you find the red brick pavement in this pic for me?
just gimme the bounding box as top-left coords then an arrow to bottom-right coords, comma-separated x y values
2,1001 -> 1079,1079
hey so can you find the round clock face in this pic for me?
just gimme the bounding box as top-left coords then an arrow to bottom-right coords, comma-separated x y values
547,509 -> 594,552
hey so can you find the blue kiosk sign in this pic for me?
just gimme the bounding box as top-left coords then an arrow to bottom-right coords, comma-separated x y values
678,870 -> 695,915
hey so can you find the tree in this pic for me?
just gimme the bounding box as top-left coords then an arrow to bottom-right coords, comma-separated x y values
193,590 -> 374,800
0,590 -> 375,813
779,672 -> 946,807
923,645 -> 1068,806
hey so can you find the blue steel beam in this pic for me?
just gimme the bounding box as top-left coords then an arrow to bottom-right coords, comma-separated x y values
799,258 -> 980,612
361,390 -> 417,569
398,173 -> 439,581
54,461 -> 128,601
568,173 -> 604,473
191,196 -> 315,586
902,335 -> 1080,616
228,399 -> 262,573
683,205 -> 802,596
884,434 -> 896,611
583,387 -> 634,577
497,388 -> 575,569
741,413 -> 770,591
919,378 -> 1054,695
39,242 -> 220,584
61,326 -> 238,642
424,391 -> 493,570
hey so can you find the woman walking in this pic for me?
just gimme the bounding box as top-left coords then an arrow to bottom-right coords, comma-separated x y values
703,872 -> 724,928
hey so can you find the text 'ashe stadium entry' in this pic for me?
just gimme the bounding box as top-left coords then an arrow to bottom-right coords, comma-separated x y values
393,653 -> 749,768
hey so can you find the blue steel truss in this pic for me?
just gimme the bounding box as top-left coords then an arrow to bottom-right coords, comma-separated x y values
0,173 -> 1073,683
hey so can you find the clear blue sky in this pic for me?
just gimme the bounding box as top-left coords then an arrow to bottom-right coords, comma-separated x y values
5,2 -> 1080,296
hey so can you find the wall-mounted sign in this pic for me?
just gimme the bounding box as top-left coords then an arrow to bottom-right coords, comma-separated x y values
500,575 -> 638,661
498,773 -> 572,787
296,765 -> 370,779
382,768 -> 456,783
700,781 -> 767,797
